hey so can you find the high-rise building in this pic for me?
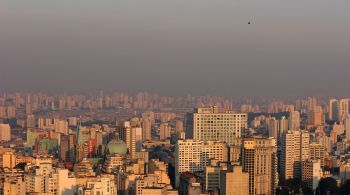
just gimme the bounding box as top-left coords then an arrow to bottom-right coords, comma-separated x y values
1,151 -> 16,168
338,99 -> 349,121
6,106 -> 15,119
204,161 -> 229,192
135,127 -> 143,151
15,93 -> 21,108
340,161 -> 350,183
25,103 -> 32,114
142,119 -> 151,141
94,131 -> 103,156
66,96 -> 73,110
302,160 -> 321,191
25,163 -> 54,193
60,133 -> 76,162
2,179 -> 26,195
117,121 -> 136,158
26,114 -> 35,128
242,137 -> 278,195
175,139 -> 228,187
280,130 -> 310,181
159,123 -> 171,140
75,124 -> 85,163
267,117 -> 278,138
0,124 -> 11,141
229,139 -> 242,163
54,119 -> 69,135
288,111 -> 300,130
68,117 -> 78,126
309,142 -> 325,167
220,165 -> 249,195
329,99 -> 339,121
175,120 -> 184,133
345,114 -> 350,141
55,169 -> 77,195
185,106 -> 247,144
279,116 -> 288,139
307,108 -> 323,127
178,172 -> 203,195
60,135 -> 70,162
307,97 -> 317,112
0,106 -> 5,118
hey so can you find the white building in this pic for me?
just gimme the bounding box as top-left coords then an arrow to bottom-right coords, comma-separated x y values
186,106 -> 247,144
77,176 -> 116,195
279,116 -> 288,138
159,123 -> 171,140
280,130 -> 310,180
175,139 -> 228,187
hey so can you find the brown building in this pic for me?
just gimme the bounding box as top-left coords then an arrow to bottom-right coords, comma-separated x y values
179,172 -> 202,195
220,166 -> 249,195
307,109 -> 323,127
242,138 -> 278,195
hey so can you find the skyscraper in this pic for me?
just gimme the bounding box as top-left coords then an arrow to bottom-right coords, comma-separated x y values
117,121 -> 136,158
0,124 -> 11,141
242,138 -> 278,195
288,111 -> 300,130
307,97 -> 317,112
60,135 -> 70,162
329,99 -> 339,121
75,123 -> 85,163
204,161 -> 228,192
279,116 -> 288,139
175,139 -> 228,187
0,106 -> 4,119
339,99 -> 350,121
309,142 -> 325,167
307,108 -> 323,127
26,114 -> 35,128
267,117 -> 278,138
159,123 -> 171,140
175,120 -> 184,133
185,106 -> 247,144
280,130 -> 310,180
135,127 -> 143,151
54,119 -> 69,135
345,114 -> 350,141
302,160 -> 321,191
141,119 -> 151,141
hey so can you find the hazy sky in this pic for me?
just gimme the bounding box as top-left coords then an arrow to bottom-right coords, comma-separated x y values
0,0 -> 349,97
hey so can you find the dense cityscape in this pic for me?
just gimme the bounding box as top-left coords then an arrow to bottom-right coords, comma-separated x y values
1,0 -> 349,194
0,92 -> 350,194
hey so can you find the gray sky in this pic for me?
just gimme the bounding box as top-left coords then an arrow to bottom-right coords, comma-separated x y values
0,0 -> 349,97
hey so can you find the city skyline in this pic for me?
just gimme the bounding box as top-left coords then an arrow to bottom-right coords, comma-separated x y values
1,92 -> 350,194
1,1 -> 350,194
